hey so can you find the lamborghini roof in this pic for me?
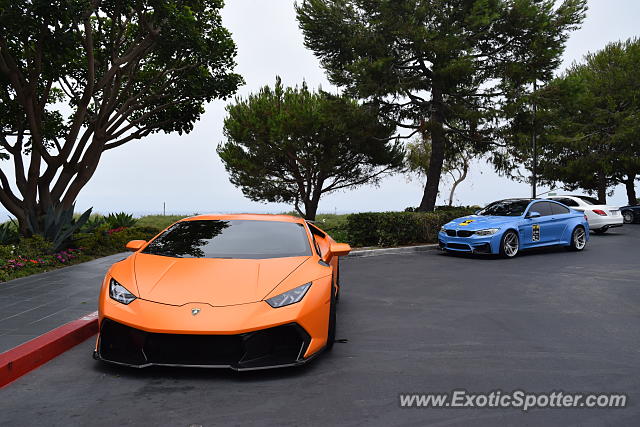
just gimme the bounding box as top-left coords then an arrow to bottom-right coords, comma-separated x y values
180,214 -> 305,223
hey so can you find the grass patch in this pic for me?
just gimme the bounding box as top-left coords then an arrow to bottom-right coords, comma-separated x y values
135,214 -> 186,230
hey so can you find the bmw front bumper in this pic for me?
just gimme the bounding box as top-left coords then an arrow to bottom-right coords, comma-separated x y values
438,231 -> 502,254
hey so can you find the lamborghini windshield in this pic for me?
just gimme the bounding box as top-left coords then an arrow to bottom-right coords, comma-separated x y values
143,220 -> 312,259
477,200 -> 531,217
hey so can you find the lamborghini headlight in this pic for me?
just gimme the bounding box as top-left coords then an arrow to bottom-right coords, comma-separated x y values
474,228 -> 499,236
109,278 -> 137,305
265,282 -> 312,308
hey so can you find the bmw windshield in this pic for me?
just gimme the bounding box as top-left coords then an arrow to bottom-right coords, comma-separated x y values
143,220 -> 312,259
477,200 -> 530,217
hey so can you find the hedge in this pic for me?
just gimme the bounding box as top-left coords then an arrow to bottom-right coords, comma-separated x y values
344,208 -> 477,247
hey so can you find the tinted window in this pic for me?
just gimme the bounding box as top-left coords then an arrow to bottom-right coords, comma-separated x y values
143,220 -> 312,259
550,202 -> 570,215
575,195 -> 600,205
529,202 -> 554,217
307,223 -> 325,257
552,197 -> 579,207
477,200 -> 531,216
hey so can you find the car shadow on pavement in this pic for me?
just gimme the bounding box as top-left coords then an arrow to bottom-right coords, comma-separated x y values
437,245 -> 581,260
589,230 -> 626,237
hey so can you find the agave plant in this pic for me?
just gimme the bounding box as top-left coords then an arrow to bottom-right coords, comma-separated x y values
27,204 -> 93,252
0,219 -> 19,245
81,216 -> 107,233
105,212 -> 137,229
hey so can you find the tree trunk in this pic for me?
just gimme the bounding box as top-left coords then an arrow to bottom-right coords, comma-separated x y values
17,209 -> 33,237
448,161 -> 469,207
417,87 -> 446,212
304,199 -> 319,221
624,174 -> 637,205
596,171 -> 607,204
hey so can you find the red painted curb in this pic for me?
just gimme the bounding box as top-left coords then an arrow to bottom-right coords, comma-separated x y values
0,311 -> 99,388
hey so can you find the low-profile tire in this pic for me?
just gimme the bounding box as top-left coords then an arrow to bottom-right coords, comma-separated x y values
593,228 -> 607,235
568,226 -> 587,251
499,230 -> 519,258
335,265 -> 340,303
623,211 -> 634,224
326,286 -> 337,351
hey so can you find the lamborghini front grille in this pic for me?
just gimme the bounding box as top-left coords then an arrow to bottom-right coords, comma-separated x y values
97,319 -> 311,369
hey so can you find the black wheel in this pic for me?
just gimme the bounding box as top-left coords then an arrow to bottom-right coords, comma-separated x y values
623,211 -> 634,224
499,230 -> 519,258
326,285 -> 337,351
593,228 -> 607,235
569,226 -> 587,251
335,263 -> 340,303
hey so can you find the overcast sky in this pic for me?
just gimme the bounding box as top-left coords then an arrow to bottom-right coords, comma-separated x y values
2,0 -> 639,218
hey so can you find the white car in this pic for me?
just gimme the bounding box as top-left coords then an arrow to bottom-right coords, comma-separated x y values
545,195 -> 623,234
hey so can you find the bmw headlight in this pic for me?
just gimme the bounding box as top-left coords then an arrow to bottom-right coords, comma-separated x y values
109,278 -> 137,305
265,282 -> 312,308
440,226 -> 446,233
474,228 -> 499,236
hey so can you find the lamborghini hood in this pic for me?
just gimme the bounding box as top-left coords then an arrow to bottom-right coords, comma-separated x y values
131,253 -> 310,306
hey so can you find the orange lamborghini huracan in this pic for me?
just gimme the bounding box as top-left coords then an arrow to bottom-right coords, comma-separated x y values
93,214 -> 351,370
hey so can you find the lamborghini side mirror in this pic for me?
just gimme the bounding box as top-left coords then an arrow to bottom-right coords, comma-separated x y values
329,243 -> 351,257
126,240 -> 147,251
323,243 -> 351,262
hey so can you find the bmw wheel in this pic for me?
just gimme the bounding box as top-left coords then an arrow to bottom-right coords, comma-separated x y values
623,211 -> 634,224
569,226 -> 587,251
499,230 -> 519,258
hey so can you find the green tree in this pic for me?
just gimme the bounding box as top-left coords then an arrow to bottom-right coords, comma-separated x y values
297,0 -> 586,211
218,78 -> 404,220
0,0 -> 242,235
508,39 -> 640,204
406,134 -> 473,207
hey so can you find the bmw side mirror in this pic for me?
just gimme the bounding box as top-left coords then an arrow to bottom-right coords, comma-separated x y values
526,211 -> 541,219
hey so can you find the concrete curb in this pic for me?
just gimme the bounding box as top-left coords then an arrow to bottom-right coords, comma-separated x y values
349,244 -> 438,257
0,311 -> 98,388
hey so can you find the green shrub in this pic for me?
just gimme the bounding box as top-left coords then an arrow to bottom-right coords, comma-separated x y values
15,235 -> 53,257
344,213 -> 382,247
0,244 -> 15,260
81,215 -> 107,233
105,212 -> 137,229
0,221 -> 19,245
344,208 -> 476,247
75,226 -> 161,257
27,204 -> 92,251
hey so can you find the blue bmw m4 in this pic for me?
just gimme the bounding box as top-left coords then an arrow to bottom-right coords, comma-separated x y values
438,199 -> 590,258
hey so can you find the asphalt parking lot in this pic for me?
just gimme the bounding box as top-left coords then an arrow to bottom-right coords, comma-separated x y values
2,226 -> 639,426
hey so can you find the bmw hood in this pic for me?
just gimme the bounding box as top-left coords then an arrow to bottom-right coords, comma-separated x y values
444,215 -> 517,230
131,253 -> 310,306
